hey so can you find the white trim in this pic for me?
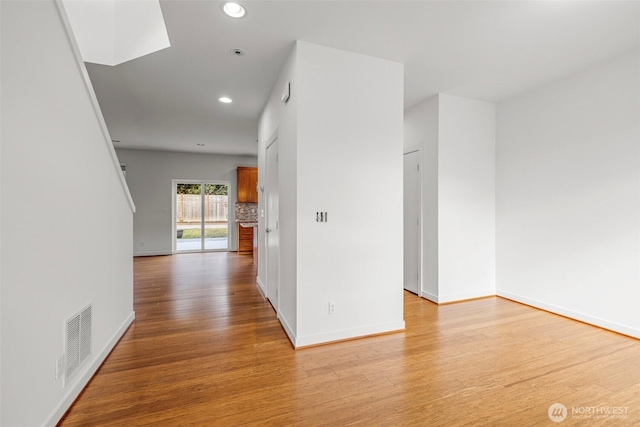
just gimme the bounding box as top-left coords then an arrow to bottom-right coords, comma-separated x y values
256,277 -> 266,296
266,129 -> 279,151
437,289 -> 495,304
403,144 -> 420,155
134,251 -> 172,257
55,0 -> 135,213
264,131 -> 280,317
497,290 -> 640,339
44,311 -> 135,427
421,291 -> 438,303
403,148 -> 422,297
294,320 -> 406,348
279,313 -> 296,346
172,180 -> 177,253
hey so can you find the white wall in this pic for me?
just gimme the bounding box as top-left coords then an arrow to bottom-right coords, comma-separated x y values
438,94 -> 496,302
404,96 -> 439,300
496,51 -> 640,338
114,148 -> 257,256
0,2 -> 3,421
295,42 -> 405,346
403,95 -> 496,303
259,42 -> 405,347
258,43 -> 299,341
1,1 -> 135,425
0,0 -> 4,423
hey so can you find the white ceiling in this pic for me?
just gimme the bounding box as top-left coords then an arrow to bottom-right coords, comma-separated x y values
86,0 -> 640,156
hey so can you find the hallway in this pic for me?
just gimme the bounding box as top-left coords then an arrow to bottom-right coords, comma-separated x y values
60,253 -> 640,426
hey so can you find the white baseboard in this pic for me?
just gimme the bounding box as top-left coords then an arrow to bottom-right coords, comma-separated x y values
294,320 -> 406,348
437,289 -> 495,304
421,291 -> 438,303
278,313 -> 296,346
497,290 -> 640,339
256,277 -> 266,296
133,250 -> 171,257
44,311 -> 135,427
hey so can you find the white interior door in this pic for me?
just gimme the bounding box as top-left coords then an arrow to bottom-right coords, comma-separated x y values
404,150 -> 420,295
265,139 -> 279,310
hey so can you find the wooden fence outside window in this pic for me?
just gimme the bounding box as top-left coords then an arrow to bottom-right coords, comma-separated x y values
176,194 -> 228,223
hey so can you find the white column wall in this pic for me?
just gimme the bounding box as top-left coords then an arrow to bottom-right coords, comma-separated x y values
496,51 -> 640,337
404,96 -> 439,301
295,42 -> 405,346
258,43 -> 299,340
403,95 -> 495,303
259,42 -> 405,347
438,94 -> 496,302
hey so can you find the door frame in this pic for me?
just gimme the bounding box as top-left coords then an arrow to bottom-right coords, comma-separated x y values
265,134 -> 280,317
172,179 -> 231,253
403,146 -> 422,296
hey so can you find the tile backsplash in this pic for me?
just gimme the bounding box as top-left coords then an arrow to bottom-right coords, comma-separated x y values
235,202 -> 258,222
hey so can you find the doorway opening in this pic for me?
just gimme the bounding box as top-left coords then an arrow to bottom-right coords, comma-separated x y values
173,180 -> 230,253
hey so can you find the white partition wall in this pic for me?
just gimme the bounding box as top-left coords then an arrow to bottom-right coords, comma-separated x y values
258,44 -> 299,341
404,95 -> 496,303
438,95 -> 496,302
259,41 -> 405,347
404,96 -> 439,302
295,42 -> 404,346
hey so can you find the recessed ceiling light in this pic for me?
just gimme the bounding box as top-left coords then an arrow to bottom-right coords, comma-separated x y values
222,2 -> 246,18
197,143 -> 205,146
218,97 -> 232,103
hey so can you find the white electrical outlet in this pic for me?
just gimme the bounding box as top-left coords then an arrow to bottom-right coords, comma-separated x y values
55,354 -> 64,380
329,301 -> 336,314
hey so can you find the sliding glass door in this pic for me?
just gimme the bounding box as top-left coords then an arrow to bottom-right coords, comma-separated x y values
203,183 -> 229,250
174,181 -> 229,252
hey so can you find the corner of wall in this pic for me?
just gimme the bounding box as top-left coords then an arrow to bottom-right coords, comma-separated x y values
495,51 -> 639,335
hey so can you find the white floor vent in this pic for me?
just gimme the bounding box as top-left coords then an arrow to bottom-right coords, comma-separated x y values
65,304 -> 92,382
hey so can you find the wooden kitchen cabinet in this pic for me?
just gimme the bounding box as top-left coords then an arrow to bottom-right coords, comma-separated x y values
237,166 -> 257,255
237,224 -> 254,254
237,166 -> 258,203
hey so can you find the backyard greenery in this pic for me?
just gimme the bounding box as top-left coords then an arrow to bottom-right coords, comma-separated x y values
178,228 -> 228,239
177,184 -> 228,195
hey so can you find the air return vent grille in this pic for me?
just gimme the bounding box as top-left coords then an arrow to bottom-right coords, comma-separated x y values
65,304 -> 92,381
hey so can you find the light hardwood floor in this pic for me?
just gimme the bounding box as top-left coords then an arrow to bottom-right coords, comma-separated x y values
59,252 -> 640,426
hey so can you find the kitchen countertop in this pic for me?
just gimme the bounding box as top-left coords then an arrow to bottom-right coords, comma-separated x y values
239,222 -> 257,228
